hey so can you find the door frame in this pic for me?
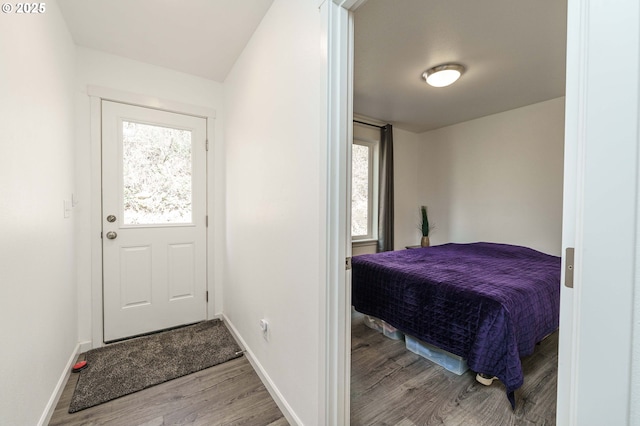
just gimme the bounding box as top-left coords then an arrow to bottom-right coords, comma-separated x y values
88,86 -> 217,348
324,0 -> 640,424
321,0 -> 363,423
557,0 -> 640,424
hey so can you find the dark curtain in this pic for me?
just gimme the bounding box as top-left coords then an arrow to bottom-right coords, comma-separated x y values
377,124 -> 394,252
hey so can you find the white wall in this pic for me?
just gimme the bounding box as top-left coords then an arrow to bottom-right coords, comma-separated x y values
74,47 -> 226,345
393,127 -> 430,249
0,2 -> 78,424
354,98 -> 564,256
421,97 -> 565,256
223,0 -> 322,424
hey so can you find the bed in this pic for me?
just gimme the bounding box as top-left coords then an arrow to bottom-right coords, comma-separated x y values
351,242 -> 561,407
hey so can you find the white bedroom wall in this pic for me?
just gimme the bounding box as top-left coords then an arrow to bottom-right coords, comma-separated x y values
223,0 -> 322,424
74,47 -> 226,345
0,2 -> 78,424
393,127 -> 430,250
421,97 -> 565,256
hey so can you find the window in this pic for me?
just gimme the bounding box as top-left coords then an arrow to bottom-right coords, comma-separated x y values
351,136 -> 379,241
122,121 -> 193,225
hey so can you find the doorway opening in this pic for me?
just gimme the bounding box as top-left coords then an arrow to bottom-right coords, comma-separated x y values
347,0 -> 568,423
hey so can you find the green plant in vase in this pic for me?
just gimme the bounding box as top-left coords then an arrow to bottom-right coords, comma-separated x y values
419,205 -> 432,247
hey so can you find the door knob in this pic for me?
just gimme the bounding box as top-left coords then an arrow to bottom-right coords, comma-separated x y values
106,231 -> 118,240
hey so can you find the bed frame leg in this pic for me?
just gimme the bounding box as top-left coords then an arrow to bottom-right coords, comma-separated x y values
476,373 -> 498,386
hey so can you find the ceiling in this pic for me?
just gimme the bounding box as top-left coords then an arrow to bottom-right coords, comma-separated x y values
57,0 -> 274,82
354,0 -> 568,132
57,0 -> 566,132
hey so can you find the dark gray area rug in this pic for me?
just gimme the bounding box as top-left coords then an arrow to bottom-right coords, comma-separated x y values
69,319 -> 243,413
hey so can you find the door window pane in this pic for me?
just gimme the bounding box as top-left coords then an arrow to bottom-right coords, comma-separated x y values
352,144 -> 370,236
122,121 -> 193,225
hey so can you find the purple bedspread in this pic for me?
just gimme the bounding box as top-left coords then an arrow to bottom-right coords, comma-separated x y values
351,242 -> 561,406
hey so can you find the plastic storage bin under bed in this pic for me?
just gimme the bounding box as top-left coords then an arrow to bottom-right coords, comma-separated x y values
363,314 -> 405,340
405,335 -> 469,375
362,314 -> 469,375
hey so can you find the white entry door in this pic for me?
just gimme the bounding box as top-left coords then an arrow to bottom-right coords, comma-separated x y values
102,100 -> 207,342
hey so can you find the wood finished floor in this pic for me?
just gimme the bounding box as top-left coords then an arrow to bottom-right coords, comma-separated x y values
49,354 -> 288,426
351,321 -> 558,426
51,322 -> 557,426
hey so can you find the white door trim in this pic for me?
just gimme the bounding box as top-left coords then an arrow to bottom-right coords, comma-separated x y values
322,1 -> 361,424
556,0 -> 584,422
88,86 -> 217,348
559,0 -> 640,424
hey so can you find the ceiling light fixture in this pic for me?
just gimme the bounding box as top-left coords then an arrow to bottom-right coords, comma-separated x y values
422,64 -> 465,88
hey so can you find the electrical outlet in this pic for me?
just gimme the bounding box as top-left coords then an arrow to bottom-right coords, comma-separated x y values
259,319 -> 269,340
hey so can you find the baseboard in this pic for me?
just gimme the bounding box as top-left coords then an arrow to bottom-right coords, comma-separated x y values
222,314 -> 303,426
79,340 -> 92,353
38,342 -> 80,426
